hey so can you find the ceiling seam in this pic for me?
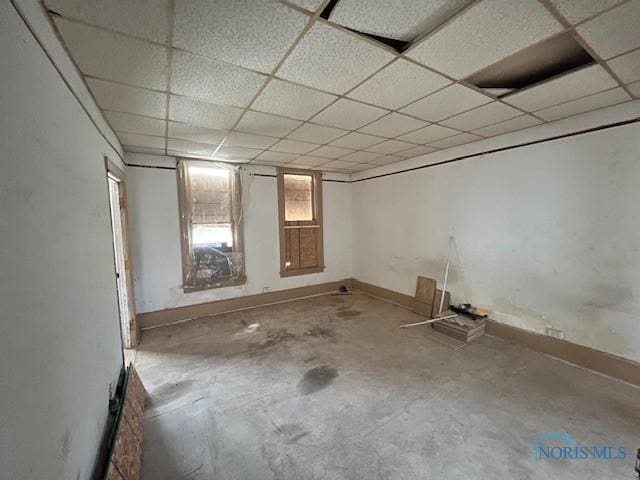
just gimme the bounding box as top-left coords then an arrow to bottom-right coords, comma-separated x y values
163,0 -> 175,156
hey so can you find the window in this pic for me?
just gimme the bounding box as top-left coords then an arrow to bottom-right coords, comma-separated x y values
277,168 -> 324,276
177,160 -> 245,290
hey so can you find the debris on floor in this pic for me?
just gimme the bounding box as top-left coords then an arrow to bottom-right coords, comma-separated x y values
433,315 -> 486,343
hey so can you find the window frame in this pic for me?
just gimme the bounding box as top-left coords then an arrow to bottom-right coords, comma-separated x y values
177,159 -> 246,292
277,167 -> 324,277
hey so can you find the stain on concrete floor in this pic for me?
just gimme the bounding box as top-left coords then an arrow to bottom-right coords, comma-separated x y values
134,293 -> 640,480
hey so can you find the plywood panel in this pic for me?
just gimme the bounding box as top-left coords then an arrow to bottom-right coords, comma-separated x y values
299,228 -> 318,268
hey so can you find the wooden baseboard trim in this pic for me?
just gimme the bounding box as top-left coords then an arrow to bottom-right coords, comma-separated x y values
139,279 -> 353,329
351,279 -> 640,387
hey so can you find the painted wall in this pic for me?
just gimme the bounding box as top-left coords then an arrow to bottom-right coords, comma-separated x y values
0,3 -> 124,479
352,122 -> 640,363
125,154 -> 353,313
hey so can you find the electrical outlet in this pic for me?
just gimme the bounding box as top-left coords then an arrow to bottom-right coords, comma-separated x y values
546,327 -> 564,340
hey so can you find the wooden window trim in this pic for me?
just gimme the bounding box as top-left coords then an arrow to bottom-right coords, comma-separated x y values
277,167 -> 324,277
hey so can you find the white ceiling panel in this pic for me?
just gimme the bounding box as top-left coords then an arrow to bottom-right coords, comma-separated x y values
628,81 -> 640,98
397,145 -> 439,157
224,132 -> 279,150
168,121 -> 226,145
472,114 -> 542,137
328,0 -> 473,42
577,1 -> 640,59
289,155 -> 327,166
396,124 -> 459,144
288,0 -> 325,12
117,132 -> 165,149
369,155 -> 405,166
167,138 -> 217,156
169,95 -> 243,130
342,163 -> 374,172
214,146 -> 263,160
535,88 -> 631,121
441,102 -> 522,131
548,0 -> 624,24
311,99 -> 388,130
406,0 -> 561,79
87,78 -> 167,118
428,132 -> 482,149
504,65 -> 618,112
124,146 -> 167,155
252,160 -> 288,166
340,151 -> 383,163
607,49 -> 640,84
359,113 -> 428,137
45,0 -> 170,43
400,83 -> 493,122
308,145 -> 355,158
236,111 -> 302,137
171,50 -> 267,107
173,0 -> 308,73
270,139 -> 319,154
104,111 -> 166,136
256,151 -> 300,163
277,22 -> 395,94
365,139 -> 416,155
54,18 -> 169,90
329,132 -> 385,149
348,59 -> 451,109
253,78 -> 337,120
321,159 -> 362,169
287,123 -> 348,143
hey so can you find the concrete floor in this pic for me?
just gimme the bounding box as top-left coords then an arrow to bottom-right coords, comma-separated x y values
134,292 -> 639,479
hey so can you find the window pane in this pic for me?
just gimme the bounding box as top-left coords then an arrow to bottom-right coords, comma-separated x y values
189,165 -> 231,224
284,174 -> 313,221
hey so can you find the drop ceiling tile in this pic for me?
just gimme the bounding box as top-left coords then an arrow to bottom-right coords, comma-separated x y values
168,122 -> 226,145
253,160 -> 288,166
277,22 -> 395,94
173,0 -> 308,73
607,49 -> 640,84
253,78 -> 337,120
535,88 -> 631,121
406,0 -> 561,79
359,113 -> 428,137
104,111 -> 166,136
87,79 -> 167,118
214,146 -> 263,160
167,138 -> 217,156
369,155 -> 405,166
504,65 -> 618,111
342,163 -> 373,172
329,132 -> 386,149
340,151 -> 382,163
321,160 -> 362,169
472,115 -> 542,137
171,50 -> 267,107
287,123 -> 348,143
117,132 -> 165,150
308,145 -> 355,159
397,124 -> 459,144
577,1 -> 640,59
225,132 -> 278,150
54,18 -> 168,90
45,0 -> 170,43
270,139 -> 319,154
628,81 -> 640,98
548,0 -> 624,24
428,132 -> 481,149
124,146 -> 166,155
288,0 -> 325,12
400,83 -> 493,122
365,139 -> 416,155
288,155 -> 327,167
236,111 -> 302,137
397,145 -> 439,157
311,99 -> 388,130
256,151 -> 299,163
441,102 -> 522,131
348,59 -> 451,109
169,95 -> 243,130
329,0 -> 473,42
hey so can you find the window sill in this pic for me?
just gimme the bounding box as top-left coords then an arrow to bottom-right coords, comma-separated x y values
279,266 -> 325,278
183,276 -> 247,293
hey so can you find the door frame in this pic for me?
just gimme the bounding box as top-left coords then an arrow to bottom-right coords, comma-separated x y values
105,156 -> 139,348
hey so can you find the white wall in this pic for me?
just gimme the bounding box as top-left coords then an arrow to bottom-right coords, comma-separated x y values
352,123 -> 640,363
0,2 -> 124,479
126,154 -> 353,313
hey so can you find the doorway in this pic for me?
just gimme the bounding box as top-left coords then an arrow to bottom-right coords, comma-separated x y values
106,158 -> 138,351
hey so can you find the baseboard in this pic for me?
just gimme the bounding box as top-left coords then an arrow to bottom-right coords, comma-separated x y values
138,279 -> 353,329
351,279 -> 640,387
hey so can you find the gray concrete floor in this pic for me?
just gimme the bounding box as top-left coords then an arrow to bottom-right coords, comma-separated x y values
134,292 -> 640,479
